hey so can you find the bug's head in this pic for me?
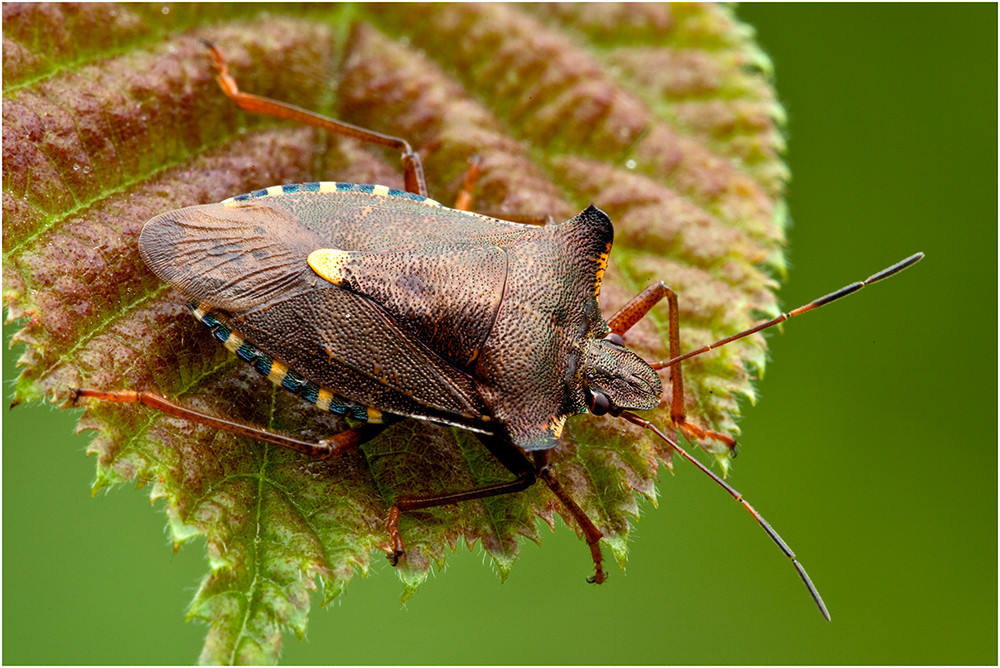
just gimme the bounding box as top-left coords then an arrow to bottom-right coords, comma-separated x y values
581,333 -> 662,416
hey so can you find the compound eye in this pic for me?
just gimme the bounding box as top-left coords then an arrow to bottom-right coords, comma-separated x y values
587,389 -> 611,416
604,332 -> 625,347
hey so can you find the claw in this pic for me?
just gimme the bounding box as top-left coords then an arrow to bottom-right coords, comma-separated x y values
384,505 -> 405,567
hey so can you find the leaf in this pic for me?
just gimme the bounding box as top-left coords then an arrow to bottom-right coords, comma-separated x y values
3,4 -> 787,664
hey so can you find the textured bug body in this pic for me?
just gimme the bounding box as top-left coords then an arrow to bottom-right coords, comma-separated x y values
70,43 -> 924,614
139,182 -> 661,453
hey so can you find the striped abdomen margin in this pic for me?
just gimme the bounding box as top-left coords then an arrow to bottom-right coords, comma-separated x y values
189,302 -> 383,424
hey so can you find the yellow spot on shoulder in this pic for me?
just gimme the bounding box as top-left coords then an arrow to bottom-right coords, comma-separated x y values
308,248 -> 353,286
366,407 -> 383,423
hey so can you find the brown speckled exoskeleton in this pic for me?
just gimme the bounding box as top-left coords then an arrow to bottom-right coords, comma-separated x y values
75,43 -> 923,620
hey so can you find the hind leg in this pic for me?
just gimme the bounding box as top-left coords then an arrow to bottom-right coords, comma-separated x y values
70,388 -> 390,458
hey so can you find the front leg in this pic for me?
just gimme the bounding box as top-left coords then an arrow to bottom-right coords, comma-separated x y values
607,283 -> 737,453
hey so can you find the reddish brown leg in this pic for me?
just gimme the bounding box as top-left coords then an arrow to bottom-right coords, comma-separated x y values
607,282 -> 736,453
384,467 -> 537,565
206,42 -> 555,227
449,154 -> 553,225
532,451 -> 606,584
452,155 -> 482,211
606,281 -> 669,336
202,41 -> 428,196
383,437 -> 607,584
71,388 -> 386,459
383,433 -> 542,565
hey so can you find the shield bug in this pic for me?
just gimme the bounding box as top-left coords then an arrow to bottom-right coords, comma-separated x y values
73,43 -> 923,621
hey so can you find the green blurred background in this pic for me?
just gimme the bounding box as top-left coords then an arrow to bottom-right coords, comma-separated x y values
3,4 -> 996,664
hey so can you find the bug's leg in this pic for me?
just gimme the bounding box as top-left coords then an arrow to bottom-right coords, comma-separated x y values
452,154 -> 482,211
606,281 -> 670,336
607,283 -> 737,452
450,154 -> 553,225
384,472 -> 537,564
201,40 -> 427,196
385,438 -> 607,584
71,388 -> 388,459
317,422 -> 394,454
384,436 -> 537,565
531,450 -> 607,584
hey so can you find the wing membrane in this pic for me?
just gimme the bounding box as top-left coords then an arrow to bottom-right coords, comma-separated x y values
141,198 -> 491,423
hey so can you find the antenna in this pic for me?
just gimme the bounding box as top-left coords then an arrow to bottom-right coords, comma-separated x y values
634,252 -> 924,619
652,253 -> 924,370
621,411 -> 831,621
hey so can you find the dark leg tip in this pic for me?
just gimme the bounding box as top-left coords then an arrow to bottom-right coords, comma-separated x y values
586,569 -> 607,585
